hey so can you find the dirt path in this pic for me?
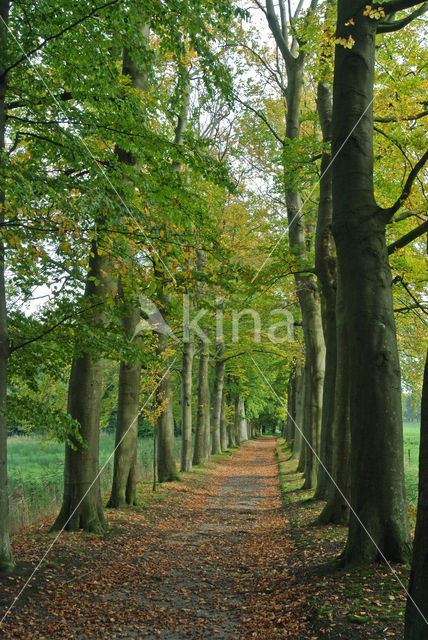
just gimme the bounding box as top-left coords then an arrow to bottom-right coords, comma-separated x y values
1,438 -> 312,639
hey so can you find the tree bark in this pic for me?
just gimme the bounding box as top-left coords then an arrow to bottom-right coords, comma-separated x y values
332,1 -> 411,563
292,362 -> 304,460
314,80 -> 337,500
180,338 -> 194,471
220,390 -> 228,450
108,300 -> 141,507
193,339 -> 210,465
52,244 -> 111,532
212,341 -> 225,454
107,30 -> 149,507
405,348 -> 428,639
156,330 -> 179,482
238,398 -> 248,442
317,273 -> 351,524
285,61 -> 325,491
0,0 -> 14,569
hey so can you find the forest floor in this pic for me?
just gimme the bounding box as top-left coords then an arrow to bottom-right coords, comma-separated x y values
0,438 -> 409,639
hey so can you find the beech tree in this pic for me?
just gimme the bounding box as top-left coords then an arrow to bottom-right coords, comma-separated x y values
331,0 -> 428,563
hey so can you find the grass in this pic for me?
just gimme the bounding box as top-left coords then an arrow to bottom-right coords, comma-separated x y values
403,421 -> 420,508
7,433 -> 181,533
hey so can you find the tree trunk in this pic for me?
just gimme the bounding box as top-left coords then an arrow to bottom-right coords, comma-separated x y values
286,367 -> 296,446
220,391 -> 228,450
180,338 -> 194,472
230,395 -> 240,447
285,60 -> 325,491
238,398 -> 248,443
332,2 -> 411,563
212,341 -> 225,454
52,245 -> 110,532
193,339 -> 210,465
405,348 -> 428,639
292,362 -> 304,460
318,273 -> 351,524
0,0 -> 14,569
156,331 -> 178,482
108,301 -> 141,507
107,32 -> 149,507
314,80 -> 336,500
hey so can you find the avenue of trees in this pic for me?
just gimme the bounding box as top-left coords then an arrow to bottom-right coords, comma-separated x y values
0,0 -> 427,636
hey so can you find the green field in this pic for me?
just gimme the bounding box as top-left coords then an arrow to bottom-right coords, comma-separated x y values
7,433 -> 181,533
403,421 -> 420,508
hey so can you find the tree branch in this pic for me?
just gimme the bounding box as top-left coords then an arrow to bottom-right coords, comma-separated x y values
380,0 -> 427,14
377,2 -> 428,32
382,148 -> 428,221
9,302 -> 104,354
265,0 -> 295,68
233,93 -> 285,145
388,220 -> 428,254
2,0 -> 121,78
374,109 -> 428,123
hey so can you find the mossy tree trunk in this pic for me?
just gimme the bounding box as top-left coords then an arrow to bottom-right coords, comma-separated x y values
156,330 -> 179,482
211,341 -> 225,455
108,299 -> 141,507
405,348 -> 428,639
220,391 -> 228,451
180,338 -> 194,472
317,273 -> 350,525
52,244 -> 111,532
314,79 -> 336,501
193,338 -> 210,465
332,0 -> 414,563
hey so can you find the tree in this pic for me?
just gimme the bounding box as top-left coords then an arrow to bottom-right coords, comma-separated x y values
0,0 -> 14,572
258,0 -> 326,489
331,0 -> 428,563
405,348 -> 428,638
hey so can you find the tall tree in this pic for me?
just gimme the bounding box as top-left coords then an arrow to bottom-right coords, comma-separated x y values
0,0 -> 14,571
52,239 -> 112,532
260,0 -> 326,489
331,0 -> 427,563
405,348 -> 428,639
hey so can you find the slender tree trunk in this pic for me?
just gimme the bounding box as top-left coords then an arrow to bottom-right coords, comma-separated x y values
52,244 -> 110,532
318,273 -> 351,524
212,341 -> 225,454
238,398 -> 248,442
193,339 -> 210,465
220,391 -> 228,450
108,31 -> 149,507
314,80 -> 336,500
292,362 -> 304,460
0,0 -> 14,569
180,338 -> 194,471
156,331 -> 178,482
332,2 -> 411,563
108,300 -> 141,507
264,4 -> 326,490
230,395 -> 240,447
285,61 -> 325,490
286,367 -> 296,445
405,348 -> 428,639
